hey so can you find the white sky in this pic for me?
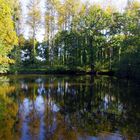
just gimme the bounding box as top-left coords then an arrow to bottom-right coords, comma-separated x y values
20,0 -> 140,42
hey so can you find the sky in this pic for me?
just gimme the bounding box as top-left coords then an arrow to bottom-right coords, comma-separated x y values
20,0 -> 140,42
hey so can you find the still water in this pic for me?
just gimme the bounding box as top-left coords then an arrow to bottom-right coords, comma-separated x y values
0,75 -> 139,140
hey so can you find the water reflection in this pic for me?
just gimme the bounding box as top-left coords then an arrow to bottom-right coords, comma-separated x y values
0,75 -> 140,140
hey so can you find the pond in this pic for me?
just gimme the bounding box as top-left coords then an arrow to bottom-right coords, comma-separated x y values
0,75 -> 139,140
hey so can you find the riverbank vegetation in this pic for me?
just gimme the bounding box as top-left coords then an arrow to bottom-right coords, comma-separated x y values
0,0 -> 140,80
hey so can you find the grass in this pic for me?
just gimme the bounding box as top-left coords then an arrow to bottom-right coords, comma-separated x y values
9,65 -> 88,74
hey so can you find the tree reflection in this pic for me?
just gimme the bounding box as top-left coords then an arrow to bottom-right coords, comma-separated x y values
0,75 -> 139,140
0,77 -> 19,140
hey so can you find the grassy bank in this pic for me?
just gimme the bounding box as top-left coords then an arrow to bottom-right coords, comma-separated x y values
8,65 -> 115,75
0,65 -> 139,83
9,66 -> 87,75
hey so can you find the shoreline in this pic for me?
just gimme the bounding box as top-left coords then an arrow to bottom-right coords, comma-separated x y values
0,68 -> 139,83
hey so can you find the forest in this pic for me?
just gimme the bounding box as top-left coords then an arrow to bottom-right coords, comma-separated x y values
0,0 -> 140,81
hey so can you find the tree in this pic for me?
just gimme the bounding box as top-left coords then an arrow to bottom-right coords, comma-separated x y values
27,0 -> 41,63
10,0 -> 23,36
0,0 -> 18,73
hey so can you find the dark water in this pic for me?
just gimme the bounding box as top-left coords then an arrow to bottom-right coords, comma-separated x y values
0,75 -> 140,140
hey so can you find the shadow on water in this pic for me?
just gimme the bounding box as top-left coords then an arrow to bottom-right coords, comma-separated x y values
0,75 -> 140,140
